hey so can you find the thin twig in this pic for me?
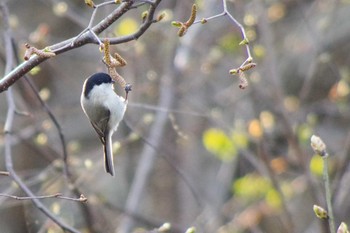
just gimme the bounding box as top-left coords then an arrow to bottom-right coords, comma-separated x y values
323,153 -> 335,233
71,0 -> 117,46
0,193 -> 86,202
11,39 -> 70,178
192,0 -> 252,66
1,3 -> 80,233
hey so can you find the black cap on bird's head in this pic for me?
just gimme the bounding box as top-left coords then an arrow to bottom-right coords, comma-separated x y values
84,72 -> 115,97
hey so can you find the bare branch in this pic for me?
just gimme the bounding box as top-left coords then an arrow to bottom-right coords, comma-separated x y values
0,0 -> 163,92
191,0 -> 253,65
0,193 -> 87,202
1,3 -> 80,233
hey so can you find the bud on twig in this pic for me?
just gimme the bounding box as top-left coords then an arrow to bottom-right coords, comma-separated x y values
311,135 -> 327,157
185,227 -> 196,233
313,205 -> 328,219
24,43 -> 56,61
158,222 -> 171,232
84,0 -> 96,8
337,222 -> 349,233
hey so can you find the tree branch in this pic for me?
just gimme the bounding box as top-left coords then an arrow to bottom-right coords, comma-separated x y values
0,0 -> 162,92
1,3 -> 81,233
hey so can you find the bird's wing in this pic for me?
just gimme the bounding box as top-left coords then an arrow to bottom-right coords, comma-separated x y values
90,106 -> 110,144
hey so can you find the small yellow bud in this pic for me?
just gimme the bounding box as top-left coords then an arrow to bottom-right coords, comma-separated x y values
84,0 -> 95,8
157,12 -> 166,22
99,44 -> 104,52
313,205 -> 328,219
200,18 -> 207,24
171,21 -> 183,28
239,38 -> 249,45
229,69 -> 238,75
141,11 -> 149,22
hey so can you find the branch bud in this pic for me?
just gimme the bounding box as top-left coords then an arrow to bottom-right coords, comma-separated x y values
313,205 -> 328,219
239,38 -> 249,45
158,222 -> 171,232
84,0 -> 96,8
310,135 -> 327,157
201,18 -> 208,24
141,11 -> 149,23
157,12 -> 166,22
171,21 -> 183,28
229,69 -> 238,75
337,222 -> 349,233
185,227 -> 196,233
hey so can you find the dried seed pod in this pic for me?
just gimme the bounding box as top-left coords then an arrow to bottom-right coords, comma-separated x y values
185,4 -> 197,27
114,52 -> 127,66
238,71 -> 248,89
178,25 -> 187,37
239,63 -> 256,72
108,67 -> 126,88
103,39 -> 111,67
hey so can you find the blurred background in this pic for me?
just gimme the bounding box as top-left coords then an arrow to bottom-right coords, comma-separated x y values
1,0 -> 350,232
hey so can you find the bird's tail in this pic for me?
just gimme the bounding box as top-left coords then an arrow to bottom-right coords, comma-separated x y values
104,134 -> 115,176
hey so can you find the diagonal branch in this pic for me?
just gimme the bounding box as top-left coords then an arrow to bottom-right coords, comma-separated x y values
0,0 -> 162,92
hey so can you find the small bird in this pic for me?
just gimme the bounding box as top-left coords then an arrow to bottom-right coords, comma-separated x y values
80,72 -> 127,176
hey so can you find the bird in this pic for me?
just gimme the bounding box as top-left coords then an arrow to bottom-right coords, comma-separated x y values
80,72 -> 127,176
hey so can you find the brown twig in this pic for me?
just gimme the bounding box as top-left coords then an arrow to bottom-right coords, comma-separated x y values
23,43 -> 55,61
